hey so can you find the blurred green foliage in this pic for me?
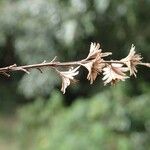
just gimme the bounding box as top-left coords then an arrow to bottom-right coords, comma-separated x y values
18,89 -> 150,150
0,0 -> 150,149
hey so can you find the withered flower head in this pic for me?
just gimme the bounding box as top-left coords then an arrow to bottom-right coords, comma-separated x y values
102,63 -> 129,85
56,66 -> 80,94
81,42 -> 112,83
121,44 -> 142,77
82,55 -> 105,84
87,42 -> 112,60
87,42 -> 101,59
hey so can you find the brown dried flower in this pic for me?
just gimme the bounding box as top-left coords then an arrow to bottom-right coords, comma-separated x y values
56,66 -> 80,94
87,42 -> 101,59
82,55 -> 105,84
81,42 -> 112,84
102,63 -> 129,85
121,44 -> 142,77
87,42 -> 112,60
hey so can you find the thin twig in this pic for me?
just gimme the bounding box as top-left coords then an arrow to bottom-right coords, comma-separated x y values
0,60 -> 149,75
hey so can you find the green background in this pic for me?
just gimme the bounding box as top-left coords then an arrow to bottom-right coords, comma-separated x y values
0,0 -> 150,150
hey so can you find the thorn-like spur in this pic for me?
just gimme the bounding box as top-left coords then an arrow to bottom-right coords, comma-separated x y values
51,56 -> 57,63
37,68 -> 43,73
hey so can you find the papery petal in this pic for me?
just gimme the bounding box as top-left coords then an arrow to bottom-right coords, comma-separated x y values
87,42 -> 101,59
61,77 -> 70,94
101,52 -> 112,57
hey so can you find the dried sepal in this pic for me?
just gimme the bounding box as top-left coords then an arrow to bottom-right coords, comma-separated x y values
121,44 -> 142,77
102,63 -> 129,85
82,55 -> 105,84
56,66 -> 80,94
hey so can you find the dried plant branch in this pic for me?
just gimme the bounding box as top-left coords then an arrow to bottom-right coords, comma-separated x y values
0,42 -> 149,94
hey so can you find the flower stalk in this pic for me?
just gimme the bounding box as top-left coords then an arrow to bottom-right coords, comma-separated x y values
0,42 -> 149,94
